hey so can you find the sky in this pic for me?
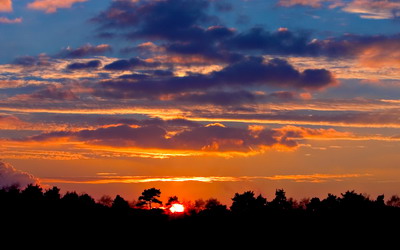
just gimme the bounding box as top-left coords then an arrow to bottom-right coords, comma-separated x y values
1,0 -> 400,205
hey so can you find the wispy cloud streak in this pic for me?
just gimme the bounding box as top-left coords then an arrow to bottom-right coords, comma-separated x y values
41,173 -> 372,184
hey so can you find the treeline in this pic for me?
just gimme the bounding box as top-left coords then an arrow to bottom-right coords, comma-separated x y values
1,184 -> 400,239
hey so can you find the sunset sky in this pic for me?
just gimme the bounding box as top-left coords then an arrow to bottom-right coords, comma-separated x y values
1,0 -> 400,204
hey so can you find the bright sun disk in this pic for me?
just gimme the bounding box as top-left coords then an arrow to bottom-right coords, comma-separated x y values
170,203 -> 185,213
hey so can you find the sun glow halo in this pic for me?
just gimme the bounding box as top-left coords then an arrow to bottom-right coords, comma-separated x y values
169,203 -> 185,213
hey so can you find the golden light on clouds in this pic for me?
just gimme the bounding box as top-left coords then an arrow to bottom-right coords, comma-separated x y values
41,173 -> 372,185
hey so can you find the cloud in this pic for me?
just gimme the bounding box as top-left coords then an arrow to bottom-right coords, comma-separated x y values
104,57 -> 161,71
356,38 -> 400,67
0,17 -> 21,23
12,84 -> 78,101
343,0 -> 400,19
278,0 -> 400,19
23,122 -> 355,155
13,54 -> 51,67
66,60 -> 102,70
41,173 -> 369,184
58,44 -> 112,58
228,28 -> 400,67
275,125 -> 353,139
26,123 -> 302,152
95,57 -> 336,100
93,0 -> 214,41
0,0 -> 12,12
0,114 -> 25,129
94,0 -> 240,63
278,0 -> 332,8
0,80 -> 27,89
92,0 -> 400,66
0,161 -> 39,188
27,0 -> 88,13
188,107 -> 400,128
174,91 -> 266,106
174,90 -> 300,106
225,27 -> 321,56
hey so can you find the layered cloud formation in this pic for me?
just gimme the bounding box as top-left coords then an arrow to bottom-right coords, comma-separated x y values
0,0 -> 399,162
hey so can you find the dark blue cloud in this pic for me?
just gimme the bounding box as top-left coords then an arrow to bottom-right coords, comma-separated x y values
22,85 -> 77,101
13,55 -> 51,67
58,44 -> 112,58
104,57 -> 161,71
91,0 -> 400,64
66,60 -> 102,70
93,0 -> 215,41
94,57 -> 336,100
225,27 -> 319,56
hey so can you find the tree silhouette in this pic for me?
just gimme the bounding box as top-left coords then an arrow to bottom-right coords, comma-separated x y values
192,199 -> 206,213
44,186 -> 61,201
269,189 -> 291,210
320,193 -> 339,211
78,193 -> 96,208
230,191 -> 267,214
375,194 -> 385,207
112,195 -> 131,211
62,191 -> 79,204
166,196 -> 179,206
98,195 -> 113,207
200,198 -> 229,216
340,190 -> 369,210
307,197 -> 321,212
21,184 -> 43,201
387,195 -> 400,207
2,182 -> 400,238
138,188 -> 162,209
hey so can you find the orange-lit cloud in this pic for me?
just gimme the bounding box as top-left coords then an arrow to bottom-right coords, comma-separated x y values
259,173 -> 371,183
0,0 -> 12,12
275,125 -> 353,140
357,42 -> 400,68
278,0 -> 400,19
0,17 -> 21,23
40,173 -> 371,185
0,114 -> 26,129
27,0 -> 87,13
1,123 -> 399,160
343,0 -> 400,19
0,80 -> 28,88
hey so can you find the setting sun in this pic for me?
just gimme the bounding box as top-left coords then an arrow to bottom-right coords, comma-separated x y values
170,204 -> 185,213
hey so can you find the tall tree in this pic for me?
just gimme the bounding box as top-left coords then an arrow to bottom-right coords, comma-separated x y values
138,188 -> 162,209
